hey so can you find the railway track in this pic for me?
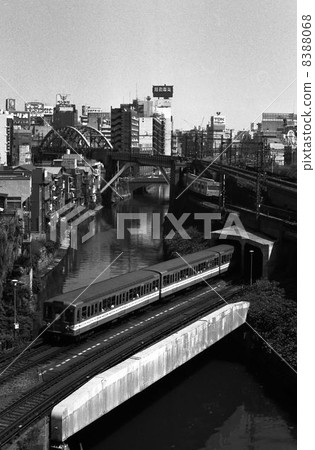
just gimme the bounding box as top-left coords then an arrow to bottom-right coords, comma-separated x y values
0,339 -> 44,366
0,284 -> 242,447
0,344 -> 70,385
205,162 -> 297,191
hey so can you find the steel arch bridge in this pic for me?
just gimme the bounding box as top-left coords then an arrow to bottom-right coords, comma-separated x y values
38,125 -> 112,160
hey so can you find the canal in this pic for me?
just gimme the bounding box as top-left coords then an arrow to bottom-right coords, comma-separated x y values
49,186 -> 297,450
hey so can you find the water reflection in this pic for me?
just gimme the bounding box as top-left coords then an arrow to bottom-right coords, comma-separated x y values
62,186 -> 169,293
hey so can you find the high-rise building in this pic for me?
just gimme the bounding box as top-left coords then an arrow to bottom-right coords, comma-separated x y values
111,104 -> 139,152
206,113 -> 227,156
52,94 -> 78,129
261,113 -> 297,138
138,115 -> 165,154
0,113 -> 8,166
133,97 -> 153,117
152,85 -> 173,156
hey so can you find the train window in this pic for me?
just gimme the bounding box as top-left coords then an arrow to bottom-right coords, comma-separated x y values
82,306 -> 87,320
91,304 -> 94,315
87,306 -> 91,317
77,309 -> 80,322
111,296 -> 116,307
153,280 -> 159,290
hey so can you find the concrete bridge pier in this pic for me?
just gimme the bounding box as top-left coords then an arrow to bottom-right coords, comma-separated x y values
50,302 -> 249,448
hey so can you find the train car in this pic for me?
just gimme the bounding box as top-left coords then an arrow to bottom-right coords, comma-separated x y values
43,244 -> 234,341
186,173 -> 220,199
148,244 -> 233,298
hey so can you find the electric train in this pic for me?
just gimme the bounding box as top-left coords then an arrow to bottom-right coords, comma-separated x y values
186,173 -> 220,199
43,244 -> 234,340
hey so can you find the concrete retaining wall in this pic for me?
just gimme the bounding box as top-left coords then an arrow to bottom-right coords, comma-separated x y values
51,301 -> 249,445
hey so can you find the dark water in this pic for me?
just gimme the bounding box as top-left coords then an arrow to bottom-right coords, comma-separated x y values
69,354 -> 296,450
50,186 -> 296,450
56,185 -> 169,294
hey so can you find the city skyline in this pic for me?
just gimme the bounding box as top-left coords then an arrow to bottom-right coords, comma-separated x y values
0,0 -> 297,131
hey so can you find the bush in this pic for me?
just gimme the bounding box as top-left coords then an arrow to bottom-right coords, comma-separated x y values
164,226 -> 211,259
235,280 -> 297,370
44,239 -> 59,254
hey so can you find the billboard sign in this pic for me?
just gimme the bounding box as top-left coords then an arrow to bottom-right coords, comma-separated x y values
56,94 -> 71,105
13,111 -> 30,128
212,115 -> 226,130
44,106 -> 54,115
152,85 -> 173,98
25,102 -> 45,117
6,98 -> 16,112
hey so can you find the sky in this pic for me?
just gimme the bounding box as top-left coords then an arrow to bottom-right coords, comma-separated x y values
0,0 -> 297,131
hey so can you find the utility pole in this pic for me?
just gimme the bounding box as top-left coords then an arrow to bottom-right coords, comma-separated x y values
219,135 -> 224,210
249,250 -> 254,285
11,279 -> 19,340
256,139 -> 266,219
200,129 -> 204,159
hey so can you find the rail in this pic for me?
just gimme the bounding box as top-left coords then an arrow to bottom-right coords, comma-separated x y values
0,284 -> 242,447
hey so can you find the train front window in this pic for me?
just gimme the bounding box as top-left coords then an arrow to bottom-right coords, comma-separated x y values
44,304 -> 53,321
64,308 -> 74,323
